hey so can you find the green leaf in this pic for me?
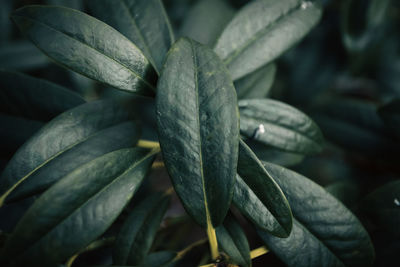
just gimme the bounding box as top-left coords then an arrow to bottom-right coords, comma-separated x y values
11,5 -> 157,95
0,41 -> 49,71
234,63 -> 276,99
216,213 -> 251,267
378,98 -> 400,138
312,98 -> 398,156
361,180 -> 400,237
0,70 -> 85,121
139,251 -> 177,267
245,140 -> 304,167
179,0 -> 235,46
156,37 -> 239,228
88,0 -> 174,73
239,99 -> 324,155
214,0 -> 322,80
113,192 -> 171,265
233,140 -> 292,237
0,98 -> 141,204
0,147 -> 157,267
258,162 -> 375,267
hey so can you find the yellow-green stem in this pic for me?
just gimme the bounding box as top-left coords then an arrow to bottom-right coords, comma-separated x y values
137,140 -> 160,149
207,224 -> 219,260
250,246 -> 269,259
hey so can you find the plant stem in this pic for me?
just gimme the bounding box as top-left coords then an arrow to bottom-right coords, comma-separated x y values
176,238 -> 207,259
137,139 -> 160,149
250,245 -> 269,259
152,161 -> 165,168
207,224 -> 219,260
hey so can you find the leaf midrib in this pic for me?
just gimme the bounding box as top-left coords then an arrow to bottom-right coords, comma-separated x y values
13,149 -> 155,261
190,39 -> 212,227
13,11 -> 156,91
222,0 -> 311,65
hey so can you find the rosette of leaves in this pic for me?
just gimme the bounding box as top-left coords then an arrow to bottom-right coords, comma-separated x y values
0,0 -> 376,267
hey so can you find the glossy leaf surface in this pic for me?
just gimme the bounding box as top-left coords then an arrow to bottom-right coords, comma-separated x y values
0,147 -> 157,266
12,5 -> 157,95
214,0 -> 322,80
234,63 -> 276,99
233,140 -> 292,237
113,192 -> 171,265
216,213 -> 251,267
0,98 -> 141,203
88,0 -> 174,73
258,162 -> 375,267
156,37 -> 239,227
239,99 -> 324,155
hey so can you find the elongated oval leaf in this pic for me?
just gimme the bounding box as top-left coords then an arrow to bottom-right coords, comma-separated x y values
240,99 -> 324,155
11,5 -> 157,95
234,140 -> 292,237
0,147 -> 157,267
88,0 -> 174,73
113,192 -> 171,265
234,63 -> 276,99
214,0 -> 322,80
179,0 -> 235,46
0,98 -> 141,204
0,70 -> 85,121
216,213 -> 251,267
156,37 -> 239,227
361,180 -> 400,237
258,162 -> 375,267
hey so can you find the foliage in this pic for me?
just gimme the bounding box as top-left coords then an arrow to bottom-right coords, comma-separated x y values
0,0 -> 398,266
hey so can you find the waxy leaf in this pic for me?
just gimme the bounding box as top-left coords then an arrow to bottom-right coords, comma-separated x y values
216,213 -> 251,267
378,98 -> 400,138
361,180 -> 400,237
0,98 -> 141,204
0,70 -> 85,121
88,0 -> 174,73
113,192 -> 171,265
258,162 -> 375,267
0,147 -> 157,267
179,0 -> 235,46
156,37 -> 239,227
234,63 -> 276,99
214,0 -> 323,80
239,99 -> 324,155
233,140 -> 292,237
0,70 -> 85,157
12,5 -> 157,95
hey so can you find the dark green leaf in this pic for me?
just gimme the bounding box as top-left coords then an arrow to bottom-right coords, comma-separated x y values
139,251 -> 177,267
0,70 -> 85,121
214,0 -> 322,80
216,213 -> 251,267
113,192 -> 171,265
179,0 -> 235,46
325,182 -> 359,210
361,180 -> 400,237
233,140 -> 292,237
88,0 -> 174,73
234,63 -> 276,99
245,139 -> 304,167
46,0 -> 83,9
156,37 -> 239,227
0,98 -> 141,204
312,98 -> 398,156
258,162 -> 375,267
239,99 -> 324,155
0,147 -> 157,267
378,98 -> 400,138
12,5 -> 157,95
0,41 -> 49,71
